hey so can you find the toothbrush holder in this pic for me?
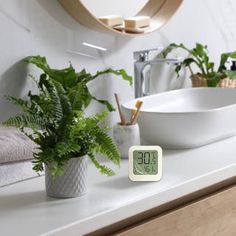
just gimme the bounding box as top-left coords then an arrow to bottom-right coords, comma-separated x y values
113,123 -> 140,159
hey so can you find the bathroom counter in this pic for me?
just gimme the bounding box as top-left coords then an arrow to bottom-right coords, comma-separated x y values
1,137 -> 236,236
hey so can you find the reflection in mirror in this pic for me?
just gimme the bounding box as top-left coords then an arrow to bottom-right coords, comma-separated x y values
81,0 -> 151,33
80,0 -> 149,18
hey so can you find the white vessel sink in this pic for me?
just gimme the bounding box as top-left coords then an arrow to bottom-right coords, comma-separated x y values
122,88 -> 236,149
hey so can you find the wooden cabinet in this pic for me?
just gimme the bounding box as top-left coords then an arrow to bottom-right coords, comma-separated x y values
117,186 -> 236,236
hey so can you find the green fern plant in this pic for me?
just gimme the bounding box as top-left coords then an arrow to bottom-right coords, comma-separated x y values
3,56 -> 132,178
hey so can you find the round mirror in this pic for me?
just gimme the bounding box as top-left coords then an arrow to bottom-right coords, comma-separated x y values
59,0 -> 183,36
80,0 -> 149,18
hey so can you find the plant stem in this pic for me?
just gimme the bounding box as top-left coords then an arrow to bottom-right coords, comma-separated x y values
188,65 -> 194,76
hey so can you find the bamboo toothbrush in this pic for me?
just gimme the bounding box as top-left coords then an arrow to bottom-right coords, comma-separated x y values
131,100 -> 142,121
114,93 -> 126,125
130,100 -> 143,125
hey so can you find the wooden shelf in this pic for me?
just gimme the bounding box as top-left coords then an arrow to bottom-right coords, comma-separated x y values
59,0 -> 183,36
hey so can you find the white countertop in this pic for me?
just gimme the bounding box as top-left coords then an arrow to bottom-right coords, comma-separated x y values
1,137 -> 236,236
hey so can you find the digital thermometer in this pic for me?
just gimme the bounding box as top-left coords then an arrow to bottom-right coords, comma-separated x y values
129,146 -> 163,181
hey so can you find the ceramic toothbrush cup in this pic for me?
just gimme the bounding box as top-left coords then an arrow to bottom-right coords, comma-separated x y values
113,123 -> 140,159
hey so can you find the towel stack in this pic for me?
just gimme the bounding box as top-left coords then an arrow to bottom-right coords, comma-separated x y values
0,127 -> 41,187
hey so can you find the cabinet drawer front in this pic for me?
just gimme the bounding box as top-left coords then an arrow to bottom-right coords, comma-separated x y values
117,186 -> 236,236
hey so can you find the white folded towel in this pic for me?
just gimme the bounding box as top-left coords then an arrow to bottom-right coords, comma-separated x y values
0,127 -> 37,164
0,160 -> 42,187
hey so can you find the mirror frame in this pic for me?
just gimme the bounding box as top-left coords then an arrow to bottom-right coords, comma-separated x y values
59,0 -> 183,36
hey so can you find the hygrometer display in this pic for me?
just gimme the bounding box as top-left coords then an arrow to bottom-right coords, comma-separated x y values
129,146 -> 162,181
133,150 -> 158,175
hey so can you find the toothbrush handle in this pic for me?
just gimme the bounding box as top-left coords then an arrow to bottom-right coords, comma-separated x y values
114,93 -> 126,125
131,102 -> 143,125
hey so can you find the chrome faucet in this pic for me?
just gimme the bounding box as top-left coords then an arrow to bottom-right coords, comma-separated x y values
134,48 -> 182,98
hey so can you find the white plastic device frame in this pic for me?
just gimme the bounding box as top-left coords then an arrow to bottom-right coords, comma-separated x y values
129,146 -> 163,182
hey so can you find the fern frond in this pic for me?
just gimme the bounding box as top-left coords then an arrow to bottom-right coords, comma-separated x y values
55,142 -> 81,158
50,80 -> 73,138
88,153 -> 115,176
32,157 -> 44,172
95,110 -> 109,121
39,78 -> 72,126
94,128 -> 120,166
37,76 -> 64,122
68,83 -> 92,110
6,96 -> 29,112
47,81 -> 64,122
51,80 -> 72,116
3,114 -> 45,129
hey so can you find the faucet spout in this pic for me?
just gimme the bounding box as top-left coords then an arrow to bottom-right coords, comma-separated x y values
149,58 -> 182,65
134,48 -> 182,98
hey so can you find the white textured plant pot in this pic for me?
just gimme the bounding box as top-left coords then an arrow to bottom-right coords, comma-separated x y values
113,123 -> 140,159
45,156 -> 88,198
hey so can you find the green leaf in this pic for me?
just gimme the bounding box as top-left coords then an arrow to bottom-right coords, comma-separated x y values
77,69 -> 93,83
94,128 -> 120,166
95,110 -> 109,121
55,142 -> 81,157
175,65 -> 182,77
159,43 -> 180,58
206,72 -> 222,87
6,96 -> 29,112
24,56 -> 50,74
183,58 -> 196,66
25,56 -> 77,88
89,153 -> 115,176
92,68 -> 133,86
49,66 -> 77,88
208,62 -> 214,72
3,114 -> 45,129
92,96 -> 116,112
224,70 -> 236,80
68,83 -> 92,110
194,43 -> 208,58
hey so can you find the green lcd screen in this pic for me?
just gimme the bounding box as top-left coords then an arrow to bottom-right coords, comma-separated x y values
133,150 -> 158,175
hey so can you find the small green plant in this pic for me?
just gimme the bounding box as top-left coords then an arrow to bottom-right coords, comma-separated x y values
161,43 -> 236,87
3,56 -> 132,178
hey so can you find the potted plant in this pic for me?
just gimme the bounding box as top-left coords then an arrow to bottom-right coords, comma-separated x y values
161,43 -> 236,87
3,56 -> 132,198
